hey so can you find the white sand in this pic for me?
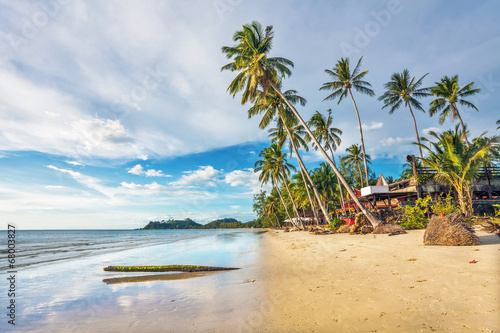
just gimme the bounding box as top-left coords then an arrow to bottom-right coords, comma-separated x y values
257,229 -> 499,332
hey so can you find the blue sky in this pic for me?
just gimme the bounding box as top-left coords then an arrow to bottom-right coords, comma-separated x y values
0,0 -> 499,229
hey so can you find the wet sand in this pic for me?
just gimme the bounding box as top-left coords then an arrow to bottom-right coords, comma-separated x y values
259,229 -> 499,332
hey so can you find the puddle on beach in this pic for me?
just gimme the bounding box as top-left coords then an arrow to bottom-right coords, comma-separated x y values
102,271 -> 222,284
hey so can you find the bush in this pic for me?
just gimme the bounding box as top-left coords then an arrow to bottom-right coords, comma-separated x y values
431,194 -> 460,216
401,196 -> 431,229
328,218 -> 344,230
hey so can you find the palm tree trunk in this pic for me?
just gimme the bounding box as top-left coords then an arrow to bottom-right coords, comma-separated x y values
348,88 -> 370,186
280,119 -> 330,225
452,102 -> 470,148
299,164 -> 320,224
281,166 -> 304,229
407,104 -> 424,159
269,81 -> 382,227
274,214 -> 280,227
272,175 -> 294,227
326,138 -> 347,215
356,160 -> 365,188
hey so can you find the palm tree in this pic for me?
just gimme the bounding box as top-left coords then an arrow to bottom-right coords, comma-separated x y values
255,144 -> 303,228
254,146 -> 293,226
378,69 -> 430,159
344,144 -> 371,188
429,75 -> 481,146
417,125 -> 499,216
269,118 -> 323,224
497,119 -> 500,130
307,109 -> 346,214
311,162 -> 339,217
221,21 -> 382,226
320,57 -> 374,184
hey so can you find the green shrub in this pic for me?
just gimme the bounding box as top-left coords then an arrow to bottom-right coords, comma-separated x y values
328,218 -> 344,230
401,196 -> 431,229
430,193 -> 459,216
494,204 -> 500,217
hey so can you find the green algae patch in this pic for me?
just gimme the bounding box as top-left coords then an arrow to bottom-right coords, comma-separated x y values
103,265 -> 239,272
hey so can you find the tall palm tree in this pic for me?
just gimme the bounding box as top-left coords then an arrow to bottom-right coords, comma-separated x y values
255,144 -> 303,228
311,162 -> 339,217
269,117 -> 324,224
320,57 -> 374,184
429,75 -> 481,146
221,21 -> 382,226
378,69 -> 430,159
307,109 -> 346,214
344,144 -> 371,188
417,125 -> 499,216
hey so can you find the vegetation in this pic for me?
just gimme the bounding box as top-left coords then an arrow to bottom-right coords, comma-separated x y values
401,196 -> 431,229
220,20 -> 498,228
379,69 -> 429,159
430,194 -> 460,216
141,218 -> 266,230
103,265 -> 238,272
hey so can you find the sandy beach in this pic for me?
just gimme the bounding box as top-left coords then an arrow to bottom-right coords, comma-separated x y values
258,229 -> 499,332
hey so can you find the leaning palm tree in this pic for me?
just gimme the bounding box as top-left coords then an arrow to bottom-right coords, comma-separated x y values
255,144 -> 303,228
379,69 -> 430,159
429,75 -> 481,146
320,57 -> 374,184
221,21 -> 382,226
269,116 -> 325,224
417,125 -> 499,217
344,144 -> 371,188
307,109 -> 346,214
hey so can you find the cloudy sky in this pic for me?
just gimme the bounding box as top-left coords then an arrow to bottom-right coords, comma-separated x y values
0,0 -> 498,229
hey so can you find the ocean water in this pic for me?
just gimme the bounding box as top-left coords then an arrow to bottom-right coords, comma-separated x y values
0,229 -> 265,332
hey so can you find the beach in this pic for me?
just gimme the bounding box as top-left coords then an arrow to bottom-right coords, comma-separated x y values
259,229 -> 499,332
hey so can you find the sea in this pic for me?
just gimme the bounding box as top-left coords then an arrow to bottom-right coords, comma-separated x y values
0,229 -> 265,332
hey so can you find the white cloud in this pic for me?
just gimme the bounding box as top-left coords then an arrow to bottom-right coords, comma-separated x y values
362,122 -> 384,131
120,181 -> 165,193
127,164 -> 171,177
45,185 -> 66,189
138,155 -> 148,161
170,166 -> 221,187
422,127 -> 443,135
66,161 -> 85,166
380,137 -> 414,147
223,168 -> 268,194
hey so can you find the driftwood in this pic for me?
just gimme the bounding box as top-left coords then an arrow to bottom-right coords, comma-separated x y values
103,265 -> 239,272
423,213 -> 480,246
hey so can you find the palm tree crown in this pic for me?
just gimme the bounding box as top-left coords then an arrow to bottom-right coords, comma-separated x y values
221,21 -> 293,105
429,75 -> 480,148
378,69 -> 430,159
320,57 -> 375,102
307,109 -> 342,153
344,144 -> 371,188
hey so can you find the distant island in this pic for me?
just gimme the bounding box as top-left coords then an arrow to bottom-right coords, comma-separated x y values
141,218 -> 262,229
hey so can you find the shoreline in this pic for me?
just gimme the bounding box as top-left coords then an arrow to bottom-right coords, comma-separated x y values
259,229 -> 499,332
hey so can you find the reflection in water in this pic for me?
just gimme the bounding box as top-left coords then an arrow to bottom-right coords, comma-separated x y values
215,232 -> 239,243
102,271 -> 220,284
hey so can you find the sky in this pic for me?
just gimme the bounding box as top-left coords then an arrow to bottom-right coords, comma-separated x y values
0,0 -> 499,229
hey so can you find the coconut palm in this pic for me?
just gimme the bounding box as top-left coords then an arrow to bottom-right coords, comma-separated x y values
378,69 -> 430,159
269,116 -> 325,224
320,57 -> 374,184
429,75 -> 481,146
254,147 -> 293,225
254,144 -> 302,228
417,125 -> 499,216
307,109 -> 346,214
222,21 -> 382,226
344,144 -> 371,188
311,162 -> 339,217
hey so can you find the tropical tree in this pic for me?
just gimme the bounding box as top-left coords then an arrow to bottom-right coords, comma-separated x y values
344,144 -> 371,188
320,57 -> 374,183
254,144 -> 302,228
221,21 -> 382,226
307,109 -> 346,214
269,116 -> 324,224
249,85 -> 330,224
418,125 -> 499,216
429,75 -> 481,146
311,162 -> 340,218
379,69 -> 430,159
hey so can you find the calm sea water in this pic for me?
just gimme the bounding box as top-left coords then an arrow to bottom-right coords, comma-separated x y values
0,229 -> 264,332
